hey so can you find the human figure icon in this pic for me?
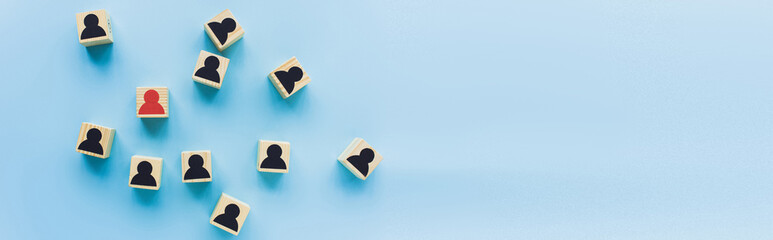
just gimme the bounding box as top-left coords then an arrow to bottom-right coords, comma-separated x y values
274,67 -> 304,94
130,161 -> 157,187
80,14 -> 107,39
138,89 -> 165,115
194,56 -> 221,83
213,204 -> 240,232
184,154 -> 211,180
77,128 -> 104,155
208,18 -> 236,45
260,144 -> 287,170
346,148 -> 375,177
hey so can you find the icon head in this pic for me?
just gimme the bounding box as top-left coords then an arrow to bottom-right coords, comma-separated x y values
224,204 -> 240,217
137,161 -> 153,174
86,128 -> 102,141
84,14 -> 99,27
289,66 -> 302,74
188,154 -> 204,168
267,144 -> 282,157
221,18 -> 236,32
359,148 -> 375,163
204,56 -> 220,68
143,89 -> 159,103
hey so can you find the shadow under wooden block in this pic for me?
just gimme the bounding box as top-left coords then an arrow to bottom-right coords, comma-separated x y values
186,180 -> 212,198
195,84 -> 219,103
258,171 -> 284,190
86,43 -> 113,64
82,154 -> 109,176
133,187 -> 159,205
336,162 -> 368,192
141,118 -> 168,137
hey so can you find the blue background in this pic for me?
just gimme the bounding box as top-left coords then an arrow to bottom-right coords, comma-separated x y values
1,0 -> 772,239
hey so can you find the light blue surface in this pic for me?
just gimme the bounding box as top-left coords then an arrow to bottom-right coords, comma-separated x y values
1,0 -> 772,239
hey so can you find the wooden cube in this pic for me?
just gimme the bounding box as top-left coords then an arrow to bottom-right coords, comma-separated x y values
338,138 -> 383,180
75,122 -> 115,159
136,87 -> 169,118
204,9 -> 244,51
268,57 -> 311,99
257,140 -> 290,173
192,50 -> 230,89
75,9 -> 113,47
210,193 -> 250,236
181,150 -> 212,183
128,155 -> 163,190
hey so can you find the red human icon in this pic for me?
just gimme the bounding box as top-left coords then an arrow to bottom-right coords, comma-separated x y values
138,89 -> 165,115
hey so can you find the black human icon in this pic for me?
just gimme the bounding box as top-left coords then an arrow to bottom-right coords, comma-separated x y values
184,154 -> 211,180
80,14 -> 107,39
208,18 -> 236,45
346,148 -> 375,177
77,128 -> 103,155
260,144 -> 287,170
194,56 -> 221,83
130,161 -> 157,187
213,204 -> 240,232
274,67 -> 304,94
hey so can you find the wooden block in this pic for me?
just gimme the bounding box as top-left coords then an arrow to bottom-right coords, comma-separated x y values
337,138 -> 383,180
267,57 -> 311,99
75,9 -> 113,47
181,150 -> 212,183
75,122 -> 115,159
128,155 -> 163,190
268,57 -> 311,99
136,87 -> 169,118
257,140 -> 290,173
192,50 -> 230,89
210,193 -> 250,236
204,9 -> 244,52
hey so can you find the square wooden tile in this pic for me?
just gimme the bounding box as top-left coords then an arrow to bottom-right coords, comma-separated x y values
337,138 -> 383,180
136,87 -> 169,118
181,150 -> 212,183
76,9 -> 113,47
128,155 -> 163,190
192,50 -> 230,89
210,193 -> 250,236
75,122 -> 115,159
257,140 -> 290,173
204,9 -> 245,51
268,57 -> 311,99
